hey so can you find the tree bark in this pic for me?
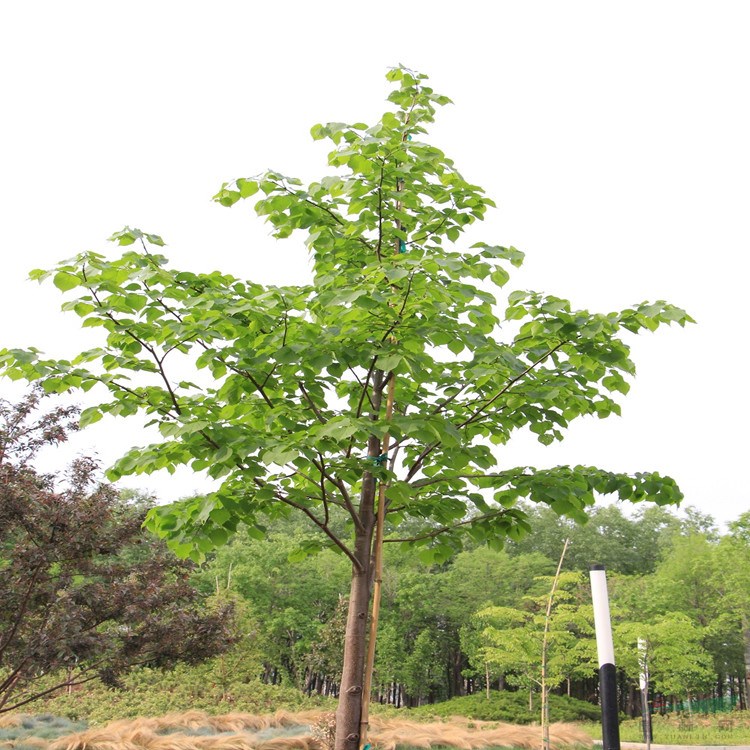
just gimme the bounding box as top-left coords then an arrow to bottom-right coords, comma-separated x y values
334,519 -> 374,750
334,370 -> 381,750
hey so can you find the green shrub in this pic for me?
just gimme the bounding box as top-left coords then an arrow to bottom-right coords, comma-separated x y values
405,691 -> 600,724
33,656 -> 333,725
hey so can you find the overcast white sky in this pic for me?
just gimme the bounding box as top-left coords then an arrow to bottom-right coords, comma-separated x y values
1,2 -> 747,527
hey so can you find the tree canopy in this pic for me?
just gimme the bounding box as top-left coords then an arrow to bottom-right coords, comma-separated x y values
0,66 -> 693,748
0,390 -> 234,714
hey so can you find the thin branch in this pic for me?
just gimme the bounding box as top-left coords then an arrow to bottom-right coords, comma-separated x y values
316,451 -> 330,527
0,658 -> 29,701
0,672 -> 104,715
274,492 -> 362,573
155,297 -> 184,323
215,356 -> 274,408
159,336 -> 198,362
298,381 -> 327,424
355,357 -> 379,420
383,508 -> 510,544
403,342 -> 568,483
458,342 -> 568,429
379,270 -> 416,344
429,379 -> 474,418
404,440 -> 439,483
347,367 -> 364,389
0,562 -> 45,658
87,284 -> 183,416
276,182 -> 374,253
310,456 -> 363,532
409,471 -> 515,490
375,159 -> 386,262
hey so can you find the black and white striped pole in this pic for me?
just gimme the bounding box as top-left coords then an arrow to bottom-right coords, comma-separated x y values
590,565 -> 620,750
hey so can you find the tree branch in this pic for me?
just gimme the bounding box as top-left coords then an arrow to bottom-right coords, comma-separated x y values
87,284 -> 184,416
276,182 -> 374,254
458,342 -> 568,429
408,471 -> 515,490
375,159 -> 386,262
0,561 -> 45,659
299,381 -> 327,424
310,455 -> 362,532
403,343 -> 568,483
383,508 -> 510,544
275,492 -> 362,573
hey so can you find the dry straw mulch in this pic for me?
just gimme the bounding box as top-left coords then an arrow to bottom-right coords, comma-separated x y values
367,716 -> 591,750
0,709 -> 592,750
0,714 -> 25,729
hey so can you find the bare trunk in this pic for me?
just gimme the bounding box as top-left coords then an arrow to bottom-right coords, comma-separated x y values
334,525 -> 373,750
360,373 -> 396,746
334,371 -> 382,750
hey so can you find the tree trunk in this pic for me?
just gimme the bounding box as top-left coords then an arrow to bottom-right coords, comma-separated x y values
334,523 -> 374,750
334,371 -> 380,750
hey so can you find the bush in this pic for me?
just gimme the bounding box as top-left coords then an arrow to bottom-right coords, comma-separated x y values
405,691 -> 601,724
35,658 -> 333,725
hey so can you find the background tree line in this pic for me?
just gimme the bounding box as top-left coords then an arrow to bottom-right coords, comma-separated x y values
3,390 -> 749,720
195,502 -> 750,717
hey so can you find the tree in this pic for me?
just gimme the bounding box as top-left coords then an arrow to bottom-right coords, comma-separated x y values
615,615 -> 714,704
0,68 -> 691,749
507,503 -> 686,576
0,390 -> 234,713
644,532 -> 744,689
721,514 -> 750,708
468,572 -> 597,711
195,521 -> 350,688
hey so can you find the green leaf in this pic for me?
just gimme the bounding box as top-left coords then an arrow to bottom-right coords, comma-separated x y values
490,267 -> 510,287
108,227 -> 142,246
214,445 -> 233,463
208,527 -> 229,546
377,353 -> 402,372
262,446 -> 297,466
79,406 -> 103,428
53,272 -> 80,292
237,178 -> 259,198
145,233 -> 165,246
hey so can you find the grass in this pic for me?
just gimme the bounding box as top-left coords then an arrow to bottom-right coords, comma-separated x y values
580,710 -> 750,745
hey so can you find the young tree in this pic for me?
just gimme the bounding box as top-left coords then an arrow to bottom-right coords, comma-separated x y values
468,572 -> 597,714
0,68 -> 690,749
721,514 -> 750,708
0,390 -> 234,713
615,615 -> 714,705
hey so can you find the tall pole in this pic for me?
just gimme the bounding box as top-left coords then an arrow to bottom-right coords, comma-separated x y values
638,638 -> 652,750
590,565 -> 620,750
